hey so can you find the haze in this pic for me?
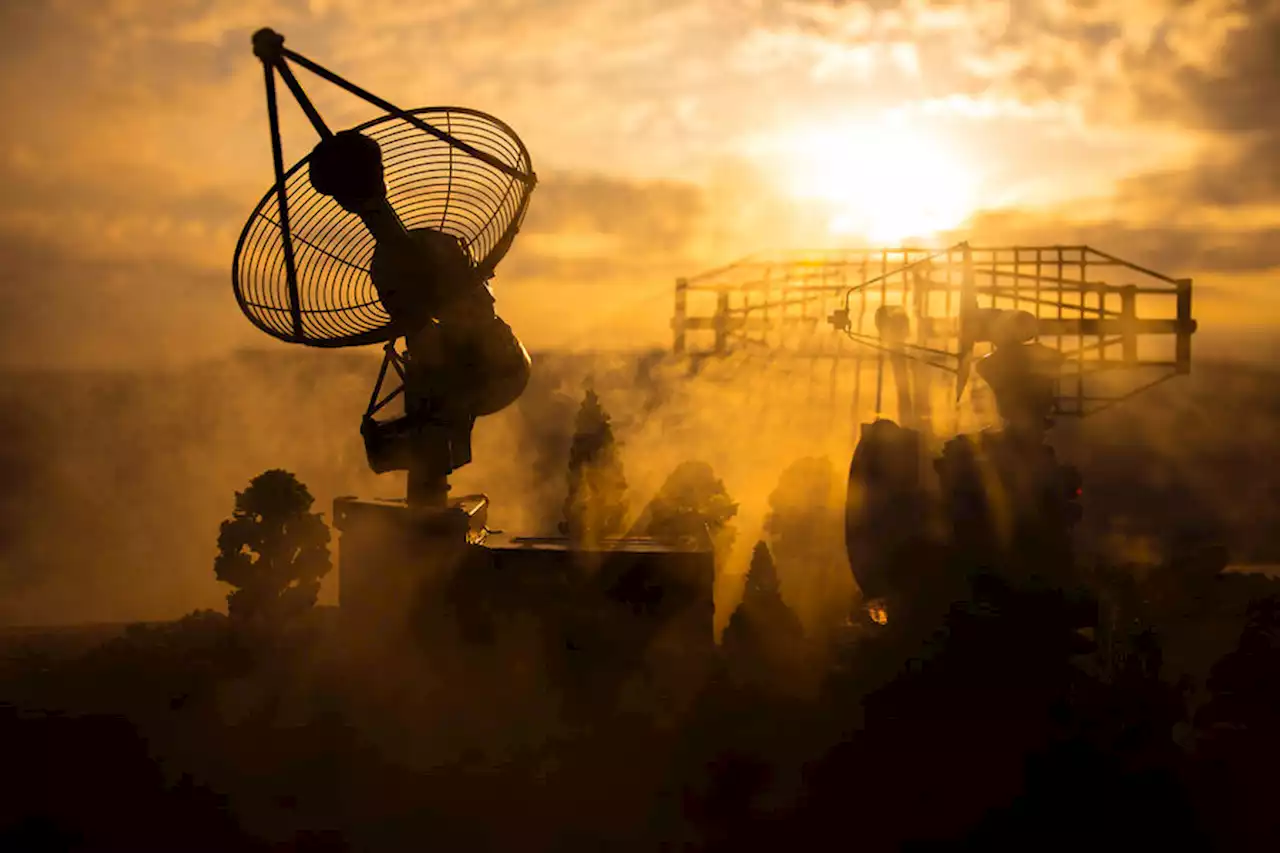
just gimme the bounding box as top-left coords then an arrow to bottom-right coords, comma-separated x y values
2,0 -> 1279,625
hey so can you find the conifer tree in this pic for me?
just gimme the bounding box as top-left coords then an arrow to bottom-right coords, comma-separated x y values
722,541 -> 806,679
740,541 -> 784,606
560,388 -> 629,547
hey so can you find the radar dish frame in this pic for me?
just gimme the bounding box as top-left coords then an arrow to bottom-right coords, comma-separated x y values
232,30 -> 537,348
672,243 -> 1197,426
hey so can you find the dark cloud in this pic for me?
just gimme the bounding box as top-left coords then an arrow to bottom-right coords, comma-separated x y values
957,207 -> 1280,277
0,229 -> 254,369
1115,140 -> 1280,210
0,165 -> 708,368
4,0 -> 1280,373
1122,1 -> 1280,208
1157,0 -> 1280,134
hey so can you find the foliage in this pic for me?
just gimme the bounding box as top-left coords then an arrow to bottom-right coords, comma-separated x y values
721,542 -> 807,685
645,461 -> 738,557
560,388 -> 629,546
5,549 -> 1278,850
71,610 -> 250,715
214,469 -> 331,625
110,610 -> 238,659
1189,594 -> 1280,847
741,541 -> 782,601
11,431 -> 1280,850
1198,594 -> 1280,732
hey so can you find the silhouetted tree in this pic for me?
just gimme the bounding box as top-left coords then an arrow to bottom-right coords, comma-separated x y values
1197,595 -> 1280,735
722,542 -> 807,687
644,461 -> 738,560
214,469 -> 331,625
764,456 -> 854,639
1191,594 -> 1280,848
560,388 -> 628,546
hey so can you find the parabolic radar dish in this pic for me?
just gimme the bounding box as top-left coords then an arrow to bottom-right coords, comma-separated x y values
233,106 -> 535,348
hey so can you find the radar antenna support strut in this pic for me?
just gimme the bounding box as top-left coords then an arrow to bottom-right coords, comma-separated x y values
249,28 -> 535,287
241,28 -> 537,509
254,30 -> 306,340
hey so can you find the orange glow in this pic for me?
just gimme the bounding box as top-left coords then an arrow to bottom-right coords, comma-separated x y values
751,116 -> 980,244
868,602 -> 889,626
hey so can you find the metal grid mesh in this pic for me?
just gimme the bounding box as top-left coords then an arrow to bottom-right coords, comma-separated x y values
673,246 -> 1194,419
233,107 -> 533,348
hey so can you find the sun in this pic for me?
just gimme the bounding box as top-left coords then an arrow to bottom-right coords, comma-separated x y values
761,117 -> 981,244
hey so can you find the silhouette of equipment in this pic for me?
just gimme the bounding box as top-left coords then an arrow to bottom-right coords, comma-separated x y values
837,243 -> 1196,630
235,28 -> 536,507
846,301 -> 1082,603
231,31 -> 717,705
847,420 -> 1094,634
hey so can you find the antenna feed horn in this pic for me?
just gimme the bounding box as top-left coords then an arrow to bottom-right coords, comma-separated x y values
309,130 -> 387,211
252,28 -> 285,62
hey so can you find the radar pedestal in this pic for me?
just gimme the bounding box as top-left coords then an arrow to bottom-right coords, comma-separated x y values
332,496 -> 716,717
846,315 -> 1091,627
932,338 -> 1092,636
232,30 -> 716,712
235,28 -> 539,631
333,494 -> 488,647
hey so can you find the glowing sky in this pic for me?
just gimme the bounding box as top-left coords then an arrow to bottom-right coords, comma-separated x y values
2,0 -> 1279,367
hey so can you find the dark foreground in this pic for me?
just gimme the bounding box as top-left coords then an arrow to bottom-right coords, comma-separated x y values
3,561 -> 1280,853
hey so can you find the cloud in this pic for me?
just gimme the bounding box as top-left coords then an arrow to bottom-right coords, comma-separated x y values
958,207 -> 1280,278
1116,1 -> 1280,209
3,0 -> 1280,370
0,230 -> 260,369
0,1 -> 729,364
950,1 -> 1280,279
517,172 -> 705,257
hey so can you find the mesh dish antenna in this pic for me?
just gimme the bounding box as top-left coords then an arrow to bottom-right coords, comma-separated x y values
233,28 -> 537,347
232,28 -> 538,507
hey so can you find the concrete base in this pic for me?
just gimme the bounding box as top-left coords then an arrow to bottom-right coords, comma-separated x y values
333,494 -> 488,644
332,496 -> 716,718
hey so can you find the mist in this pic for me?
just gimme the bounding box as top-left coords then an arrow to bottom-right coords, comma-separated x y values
3,305 -> 1278,630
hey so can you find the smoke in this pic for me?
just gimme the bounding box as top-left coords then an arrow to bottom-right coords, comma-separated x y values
3,321 -> 1280,629
0,348 -> 386,626
0,339 -> 892,627
1066,361 -> 1280,566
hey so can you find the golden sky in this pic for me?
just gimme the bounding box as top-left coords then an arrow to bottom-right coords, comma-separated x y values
1,0 -> 1278,367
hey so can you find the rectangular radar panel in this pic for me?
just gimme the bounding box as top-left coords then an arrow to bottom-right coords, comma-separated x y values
672,244 -> 1196,423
